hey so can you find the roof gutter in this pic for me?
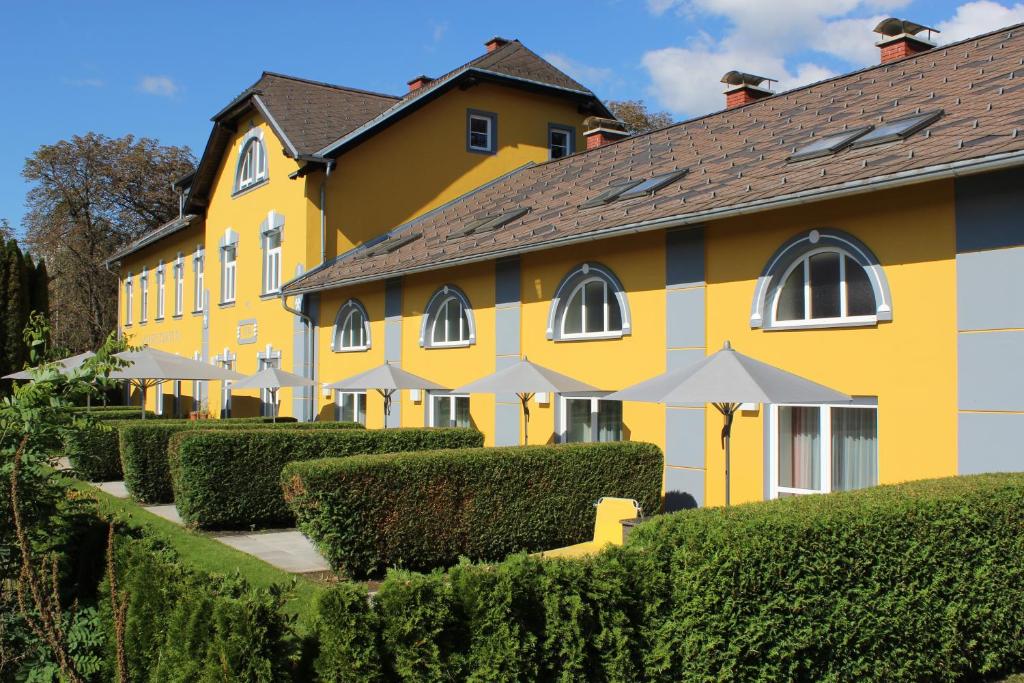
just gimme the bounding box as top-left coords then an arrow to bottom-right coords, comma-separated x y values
282,147 -> 1024,296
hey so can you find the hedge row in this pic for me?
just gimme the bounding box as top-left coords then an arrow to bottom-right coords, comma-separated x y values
63,416 -> 297,483
102,532 -> 298,681
171,428 -> 485,530
120,419 -> 361,504
314,473 -> 1024,682
283,442 -> 663,578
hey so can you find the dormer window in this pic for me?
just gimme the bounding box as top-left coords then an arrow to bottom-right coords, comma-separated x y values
235,131 -> 267,192
467,110 -> 497,154
549,125 -> 574,159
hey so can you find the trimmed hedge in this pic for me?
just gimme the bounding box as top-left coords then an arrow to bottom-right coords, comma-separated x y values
283,442 -> 663,577
171,428 -> 484,530
314,473 -> 1024,681
120,419 -> 362,504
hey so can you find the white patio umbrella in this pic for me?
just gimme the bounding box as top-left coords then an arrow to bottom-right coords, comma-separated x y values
231,366 -> 314,422
606,341 -> 850,506
110,347 -> 244,419
3,351 -> 96,380
325,362 -> 447,427
455,357 -> 599,445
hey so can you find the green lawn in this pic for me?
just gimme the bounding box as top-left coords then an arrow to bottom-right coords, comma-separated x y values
69,479 -> 329,634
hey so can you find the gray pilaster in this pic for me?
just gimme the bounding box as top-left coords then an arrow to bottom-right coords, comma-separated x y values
664,227 -> 707,510
384,278 -> 402,427
494,257 -> 521,445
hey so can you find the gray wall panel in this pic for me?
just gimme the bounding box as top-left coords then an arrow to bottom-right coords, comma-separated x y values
666,227 -> 705,288
958,331 -> 1024,411
495,257 -> 520,306
495,307 -> 520,357
957,246 -> 1024,331
495,402 -> 521,447
958,412 -> 1024,473
665,407 -> 706,468
955,168 -> 1024,253
667,287 -> 706,349
664,467 -> 704,511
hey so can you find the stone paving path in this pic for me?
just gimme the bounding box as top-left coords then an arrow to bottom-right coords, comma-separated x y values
94,480 -> 329,574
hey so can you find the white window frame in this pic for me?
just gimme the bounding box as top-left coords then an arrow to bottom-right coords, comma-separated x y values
217,354 -> 235,418
263,228 -> 282,294
548,125 -> 573,159
428,393 -> 471,428
235,135 -> 267,192
769,247 -> 878,329
124,275 -> 134,325
221,245 -> 237,304
768,402 -> 879,499
431,297 -> 468,347
173,256 -> 184,316
193,247 -> 205,312
467,112 -> 495,153
559,395 -> 624,443
257,350 -> 281,417
333,303 -> 370,352
139,268 -> 149,323
335,390 -> 367,425
421,286 -> 476,348
559,276 -> 623,340
155,263 -> 166,320
154,381 -> 164,416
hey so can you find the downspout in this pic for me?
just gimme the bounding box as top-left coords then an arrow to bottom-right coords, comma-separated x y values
320,160 -> 334,265
281,292 -> 316,421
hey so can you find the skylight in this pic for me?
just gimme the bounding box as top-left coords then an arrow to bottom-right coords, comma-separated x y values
788,126 -> 873,162
579,180 -> 643,209
850,110 -> 943,148
616,169 -> 688,200
454,208 -> 530,237
359,232 -> 422,258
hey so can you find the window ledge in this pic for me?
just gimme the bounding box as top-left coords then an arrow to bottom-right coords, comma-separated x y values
218,301 -> 236,309
763,317 -> 879,331
258,292 -> 281,301
332,345 -> 371,354
231,178 -> 268,198
467,146 -> 496,156
553,331 -> 626,342
191,309 -> 205,317
154,316 -> 165,322
424,341 -> 474,349
172,314 -> 183,320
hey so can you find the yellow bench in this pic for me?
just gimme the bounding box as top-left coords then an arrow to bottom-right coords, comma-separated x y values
539,497 -> 643,559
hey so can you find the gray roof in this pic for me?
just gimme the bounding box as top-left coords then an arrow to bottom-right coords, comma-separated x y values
106,214 -> 198,265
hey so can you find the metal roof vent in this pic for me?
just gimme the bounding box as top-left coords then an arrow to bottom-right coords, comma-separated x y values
720,71 -> 776,109
874,18 -> 939,63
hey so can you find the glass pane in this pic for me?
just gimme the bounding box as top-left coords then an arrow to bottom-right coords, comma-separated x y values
831,407 -> 877,491
566,399 -> 592,442
596,401 -> 622,441
777,406 -> 821,490
845,257 -> 875,317
445,298 -> 463,342
432,302 -> 448,344
607,292 -> 622,332
776,264 -> 805,321
563,287 -> 583,334
339,393 -> 354,422
356,393 -> 367,425
470,117 -> 489,134
809,252 -> 841,319
584,280 -> 604,333
454,397 -> 471,428
267,231 -> 281,249
431,395 -> 450,427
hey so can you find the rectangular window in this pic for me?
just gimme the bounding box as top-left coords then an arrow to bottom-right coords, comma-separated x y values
173,259 -> 184,316
139,271 -> 149,323
771,403 -> 878,497
156,266 -> 166,319
430,393 -> 470,428
124,277 -> 133,325
548,125 -> 574,159
194,248 -> 205,312
263,229 -> 282,294
562,396 -> 623,443
221,245 -> 236,303
258,355 -> 280,417
467,111 -> 496,153
154,381 -> 163,416
337,391 -> 367,425
219,358 -> 234,418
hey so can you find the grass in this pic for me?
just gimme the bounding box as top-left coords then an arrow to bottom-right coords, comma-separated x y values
68,478 -> 328,634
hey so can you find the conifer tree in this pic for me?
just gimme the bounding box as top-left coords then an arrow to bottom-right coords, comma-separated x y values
28,257 -> 49,317
5,241 -> 31,374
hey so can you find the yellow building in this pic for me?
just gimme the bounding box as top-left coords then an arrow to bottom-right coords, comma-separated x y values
110,24 -> 1024,509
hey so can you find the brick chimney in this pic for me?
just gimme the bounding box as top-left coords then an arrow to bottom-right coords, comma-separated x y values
582,116 -> 629,150
484,36 -> 510,53
407,75 -> 432,92
720,71 -> 775,109
874,18 -> 938,64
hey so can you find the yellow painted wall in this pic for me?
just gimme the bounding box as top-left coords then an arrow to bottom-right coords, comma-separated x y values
702,181 -> 959,506
323,82 -> 588,256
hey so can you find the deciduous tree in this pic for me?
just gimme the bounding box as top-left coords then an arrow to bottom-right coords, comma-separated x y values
607,99 -> 675,134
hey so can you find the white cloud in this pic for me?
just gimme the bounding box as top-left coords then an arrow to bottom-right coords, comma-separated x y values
936,1 -> 1024,43
431,21 -> 449,43
543,52 -> 614,87
138,75 -> 179,97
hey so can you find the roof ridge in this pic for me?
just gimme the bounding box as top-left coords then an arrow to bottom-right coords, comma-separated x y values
260,71 -> 400,100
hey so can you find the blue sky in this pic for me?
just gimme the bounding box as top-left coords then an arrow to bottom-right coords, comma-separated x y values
2,0 -> 1021,234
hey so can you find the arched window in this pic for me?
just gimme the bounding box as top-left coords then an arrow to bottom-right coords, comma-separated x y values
547,263 -> 631,341
332,299 -> 371,352
751,229 -> 893,330
235,131 -> 267,192
420,285 -> 476,348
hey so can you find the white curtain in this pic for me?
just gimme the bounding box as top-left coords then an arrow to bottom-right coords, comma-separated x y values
778,406 -> 821,490
831,408 -> 878,491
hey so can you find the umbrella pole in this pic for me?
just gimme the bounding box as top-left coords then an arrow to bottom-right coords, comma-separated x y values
714,403 -> 738,507
272,388 -> 278,423
140,381 -> 148,420
378,389 -> 393,429
517,393 -> 534,446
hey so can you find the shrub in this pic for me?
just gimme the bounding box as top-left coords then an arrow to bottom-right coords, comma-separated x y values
314,473 -> 1024,682
283,442 -> 663,577
103,532 -> 297,682
172,428 -> 484,530
120,419 -> 362,504
62,422 -> 125,481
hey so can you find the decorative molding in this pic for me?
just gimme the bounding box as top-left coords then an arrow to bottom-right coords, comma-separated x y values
237,319 -> 258,345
